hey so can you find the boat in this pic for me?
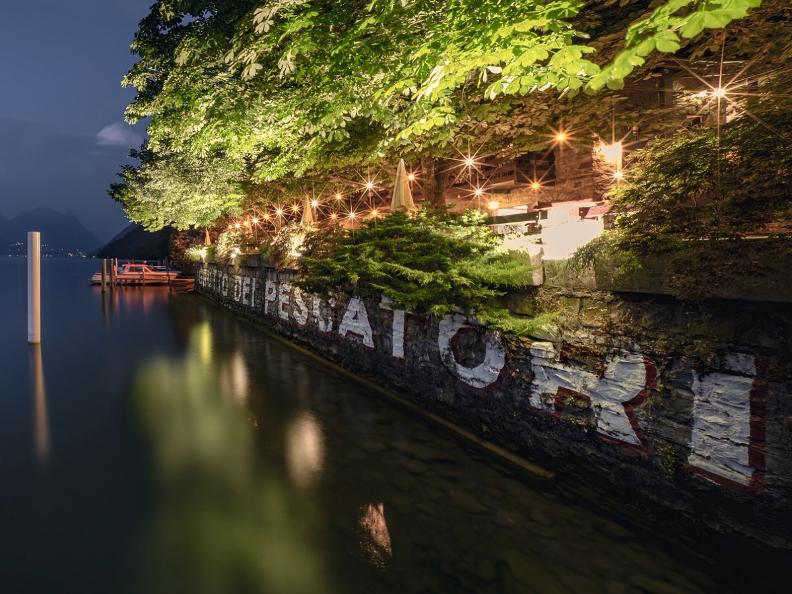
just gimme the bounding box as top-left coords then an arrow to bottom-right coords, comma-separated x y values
91,262 -> 183,286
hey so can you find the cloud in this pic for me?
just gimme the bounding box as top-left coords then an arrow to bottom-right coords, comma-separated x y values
96,121 -> 143,148
0,116 -> 134,242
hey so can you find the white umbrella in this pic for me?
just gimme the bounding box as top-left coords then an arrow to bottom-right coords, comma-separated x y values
301,196 -> 315,226
390,159 -> 416,212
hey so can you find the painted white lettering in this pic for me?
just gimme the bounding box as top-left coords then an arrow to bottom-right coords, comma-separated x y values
264,280 -> 278,315
312,296 -> 334,333
338,297 -> 374,348
278,283 -> 292,321
689,354 -> 758,487
242,277 -> 251,306
529,342 -> 650,446
292,288 -> 309,326
380,297 -> 406,359
438,314 -> 506,389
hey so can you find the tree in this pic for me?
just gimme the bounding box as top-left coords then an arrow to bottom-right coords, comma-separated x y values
113,0 -> 768,229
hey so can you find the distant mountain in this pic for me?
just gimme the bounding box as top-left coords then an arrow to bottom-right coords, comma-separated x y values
0,208 -> 100,256
95,223 -> 174,260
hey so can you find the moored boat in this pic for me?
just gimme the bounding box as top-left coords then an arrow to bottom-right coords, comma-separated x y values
91,263 -> 183,286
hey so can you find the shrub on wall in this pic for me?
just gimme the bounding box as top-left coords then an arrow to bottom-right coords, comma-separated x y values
297,210 -> 534,318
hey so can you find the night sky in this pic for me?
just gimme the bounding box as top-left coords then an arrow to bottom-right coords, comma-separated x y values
0,0 -> 152,242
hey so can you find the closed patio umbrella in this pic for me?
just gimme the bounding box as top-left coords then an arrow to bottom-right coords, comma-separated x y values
301,196 -> 315,226
390,159 -> 416,212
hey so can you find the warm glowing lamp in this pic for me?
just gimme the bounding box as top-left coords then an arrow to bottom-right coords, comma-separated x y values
598,140 -> 624,175
487,200 -> 500,211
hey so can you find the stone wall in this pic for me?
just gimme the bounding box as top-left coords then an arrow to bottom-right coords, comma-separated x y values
196,263 -> 792,548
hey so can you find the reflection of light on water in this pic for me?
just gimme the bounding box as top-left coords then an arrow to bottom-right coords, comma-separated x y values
286,412 -> 325,487
229,351 -> 249,405
134,357 -> 331,593
359,503 -> 392,568
196,321 -> 213,364
29,344 -> 50,469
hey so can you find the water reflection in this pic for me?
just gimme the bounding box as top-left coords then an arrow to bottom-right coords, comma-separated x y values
134,324 -> 330,594
197,321 -> 213,365
28,344 -> 50,469
358,503 -> 392,569
223,351 -> 249,405
286,411 -> 325,488
96,286 -> 173,321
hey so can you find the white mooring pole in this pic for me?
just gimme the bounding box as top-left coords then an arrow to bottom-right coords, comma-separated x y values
28,231 -> 41,344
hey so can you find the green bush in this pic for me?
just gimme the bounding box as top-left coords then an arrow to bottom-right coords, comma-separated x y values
575,98 -> 792,299
297,210 -> 533,317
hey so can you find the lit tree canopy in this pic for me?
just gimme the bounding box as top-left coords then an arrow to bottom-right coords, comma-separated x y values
114,0 -> 768,229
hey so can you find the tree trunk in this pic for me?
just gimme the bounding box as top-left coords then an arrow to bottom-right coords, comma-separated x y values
421,157 -> 449,211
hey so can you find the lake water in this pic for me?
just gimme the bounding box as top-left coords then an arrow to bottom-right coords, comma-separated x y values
0,258 -> 787,593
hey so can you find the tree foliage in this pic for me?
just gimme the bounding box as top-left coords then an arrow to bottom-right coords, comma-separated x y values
611,98 -> 792,248
112,0 -> 767,229
572,82 -> 792,299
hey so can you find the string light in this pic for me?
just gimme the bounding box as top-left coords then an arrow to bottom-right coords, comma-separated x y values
530,181 -> 542,191
712,86 -> 728,99
334,192 -> 343,201
473,187 -> 485,198
452,145 -> 485,174
613,170 -> 624,182
348,211 -> 358,221
548,125 -> 574,148
263,212 -> 271,221
310,199 -> 319,209
251,217 -> 259,225
369,208 -> 380,218
234,222 -> 241,230
330,212 -> 338,221
407,172 -> 417,182
275,207 -> 284,217
487,200 -> 500,211
291,204 -> 301,214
